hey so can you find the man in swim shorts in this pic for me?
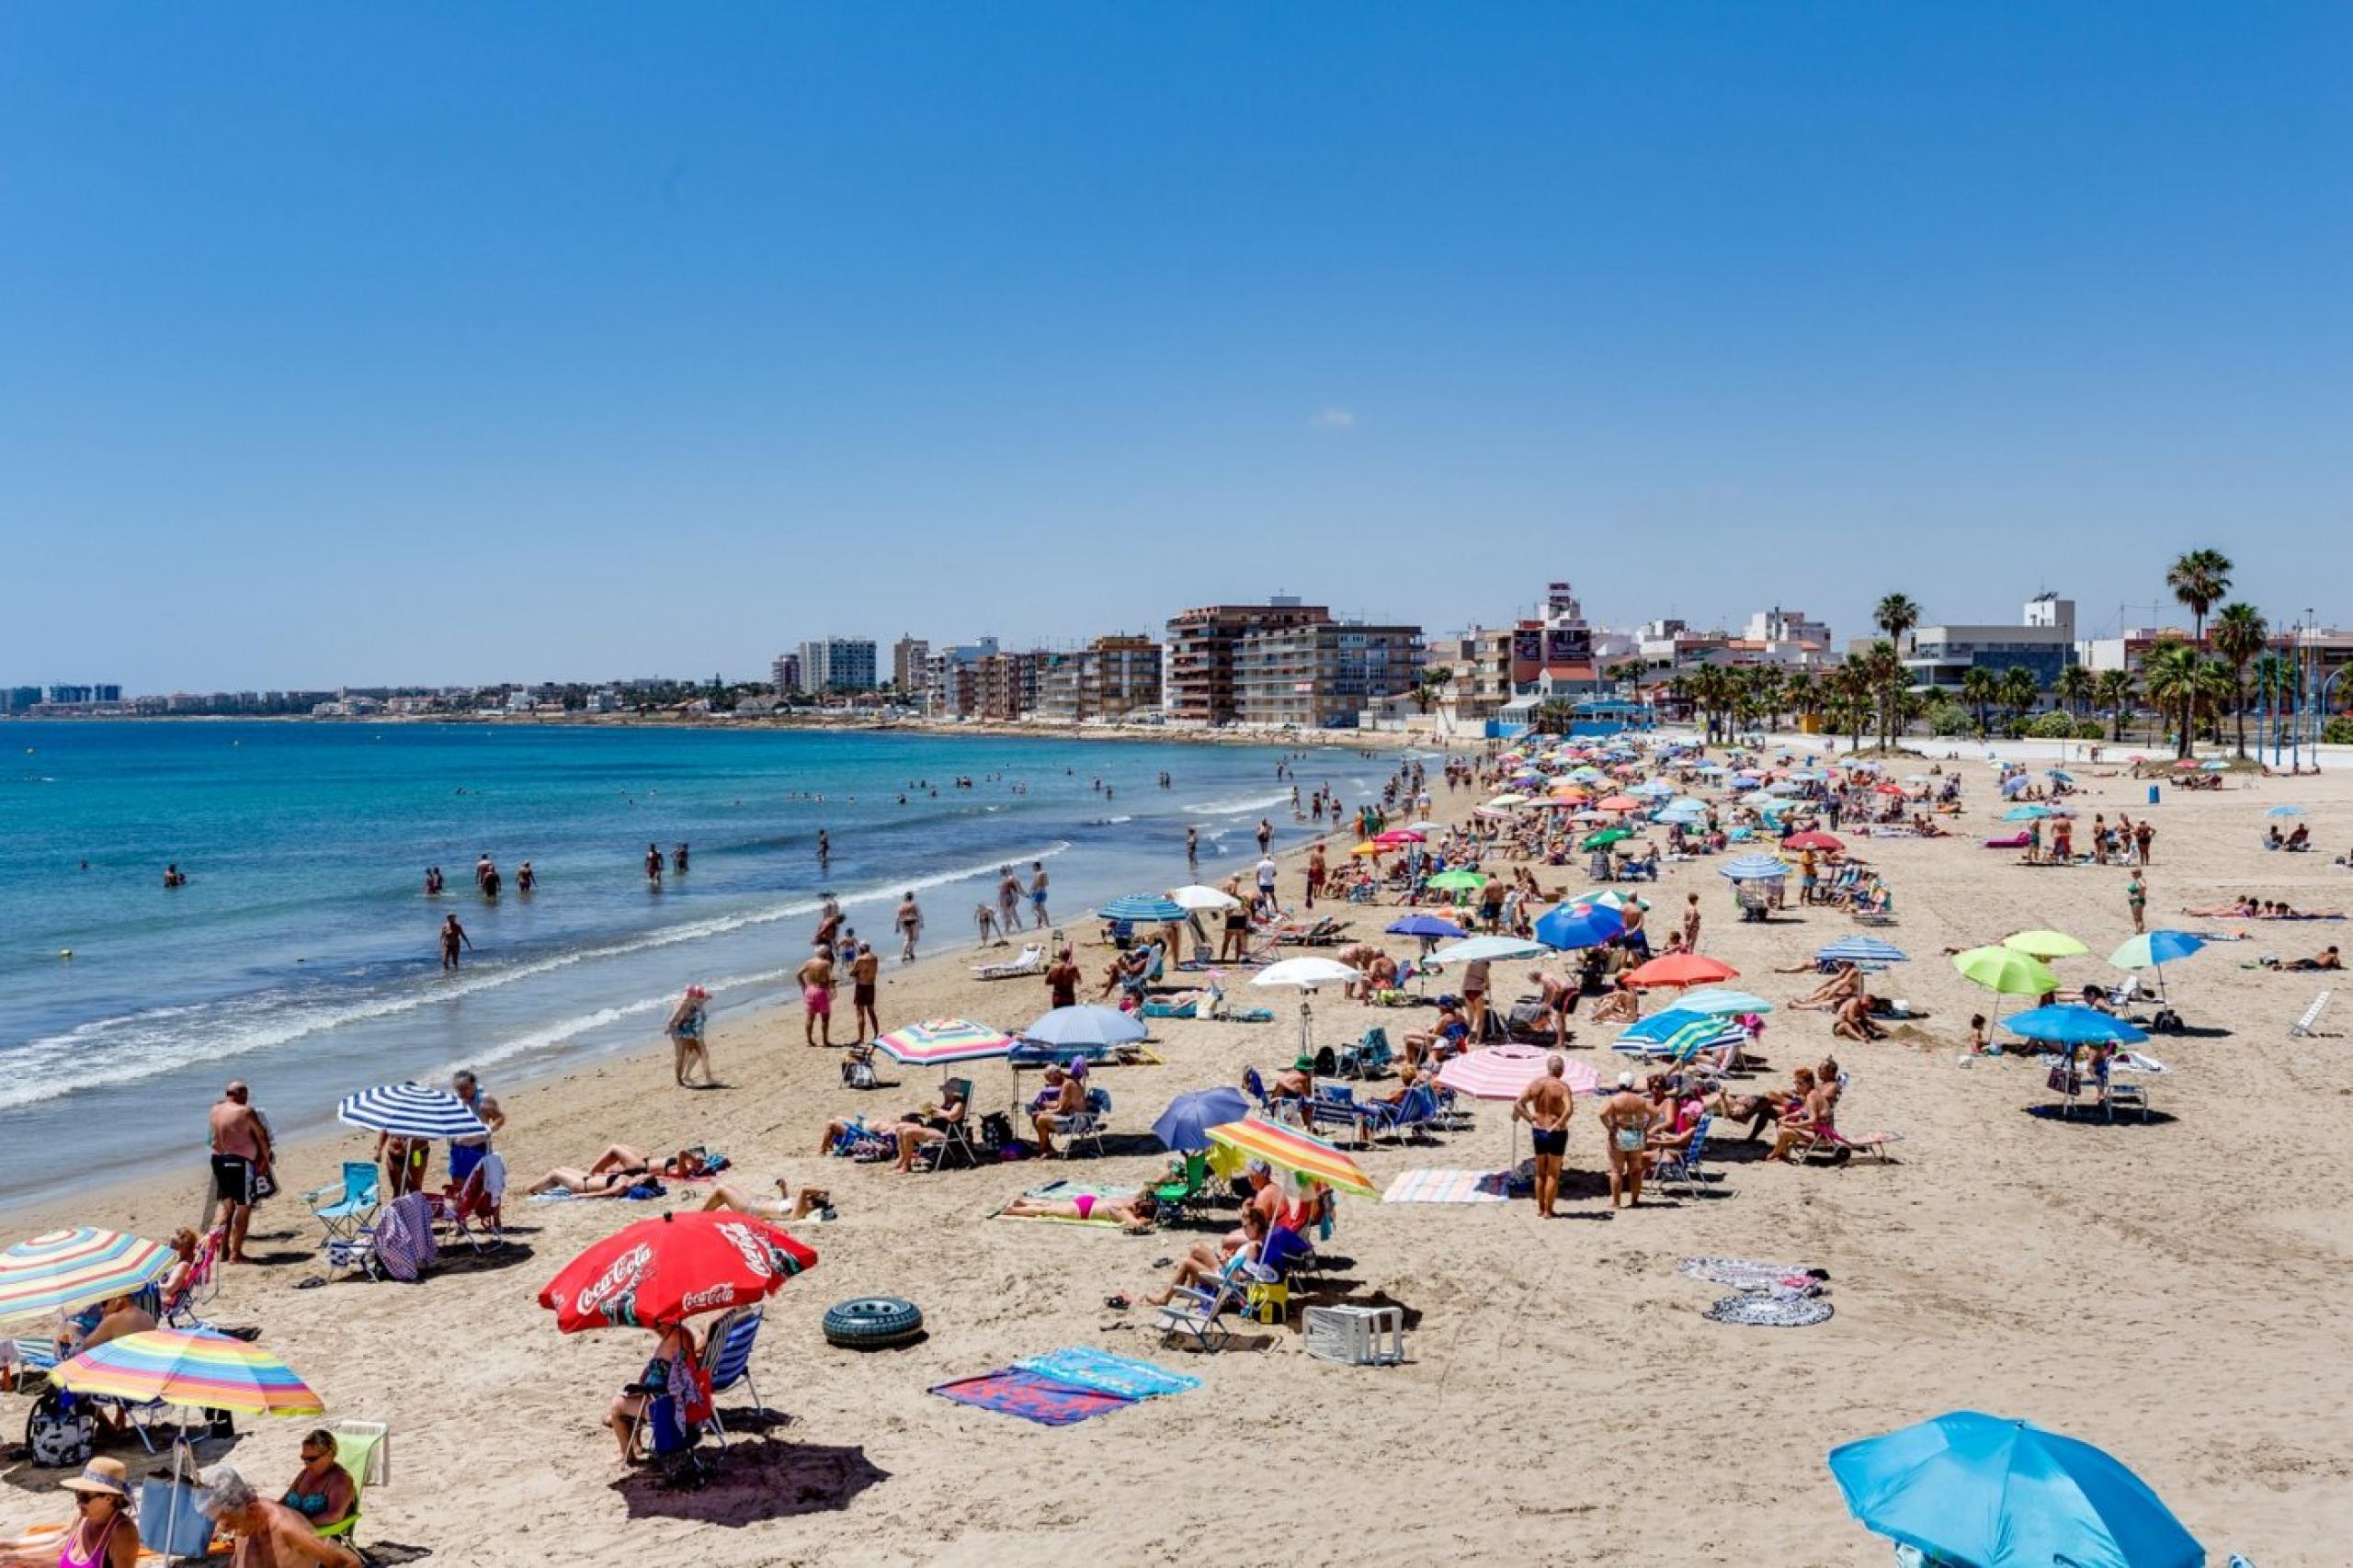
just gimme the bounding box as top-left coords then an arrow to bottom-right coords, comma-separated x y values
797,944 -> 835,1049
208,1081 -> 273,1264
1513,1054 -> 1576,1218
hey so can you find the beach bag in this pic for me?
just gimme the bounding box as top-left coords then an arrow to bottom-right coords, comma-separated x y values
26,1387 -> 94,1467
979,1112 -> 1015,1151
2045,1065 -> 2080,1096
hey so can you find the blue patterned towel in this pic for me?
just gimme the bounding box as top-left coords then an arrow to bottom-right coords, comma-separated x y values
1013,1346 -> 1201,1401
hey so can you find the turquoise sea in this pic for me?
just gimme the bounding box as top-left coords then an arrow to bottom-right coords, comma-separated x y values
1,721 -> 1385,1207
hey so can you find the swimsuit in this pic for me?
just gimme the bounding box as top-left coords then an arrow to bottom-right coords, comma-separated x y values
58,1510 -> 120,1568
1611,1123 -> 1649,1153
209,1153 -> 256,1205
1071,1194 -> 1097,1221
803,984 -> 832,1017
1531,1126 -> 1568,1158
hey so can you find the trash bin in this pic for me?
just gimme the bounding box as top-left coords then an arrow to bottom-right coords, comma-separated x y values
2147,785 -> 2161,805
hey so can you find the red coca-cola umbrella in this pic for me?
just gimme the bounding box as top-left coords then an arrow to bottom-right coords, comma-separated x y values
1782,831 -> 1846,851
540,1211 -> 817,1333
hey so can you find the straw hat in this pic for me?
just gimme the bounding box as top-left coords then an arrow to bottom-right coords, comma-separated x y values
61,1458 -> 130,1499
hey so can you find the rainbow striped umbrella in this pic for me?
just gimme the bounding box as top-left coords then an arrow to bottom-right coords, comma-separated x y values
1205,1119 -> 1379,1199
0,1229 -> 172,1324
872,1018 -> 1018,1068
53,1329 -> 324,1416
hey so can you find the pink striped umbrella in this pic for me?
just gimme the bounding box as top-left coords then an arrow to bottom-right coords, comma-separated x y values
1438,1045 -> 1599,1100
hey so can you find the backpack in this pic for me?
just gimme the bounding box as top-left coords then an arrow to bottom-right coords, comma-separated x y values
26,1387 -> 95,1467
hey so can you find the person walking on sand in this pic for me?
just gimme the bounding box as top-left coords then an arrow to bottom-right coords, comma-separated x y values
997,867 -> 1025,935
208,1081 -> 273,1264
1681,892 -> 1702,952
895,892 -> 923,963
797,945 -> 835,1049
2127,870 -> 2147,935
1599,1072 -> 1654,1210
666,985 -> 713,1086
1029,860 -> 1051,926
2134,819 -> 2155,868
439,914 -> 473,971
849,941 -> 881,1043
1513,1054 -> 1575,1218
974,902 -> 1000,947
1304,842 -> 1326,909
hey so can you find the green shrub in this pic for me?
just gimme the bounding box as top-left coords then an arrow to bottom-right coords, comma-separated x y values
2028,710 -> 2076,738
1926,701 -> 1975,736
2324,716 -> 2353,746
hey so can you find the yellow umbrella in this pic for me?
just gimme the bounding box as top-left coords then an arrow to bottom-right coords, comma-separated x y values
1349,842 -> 1384,858
1205,1119 -> 1379,1199
1952,946 -> 2059,996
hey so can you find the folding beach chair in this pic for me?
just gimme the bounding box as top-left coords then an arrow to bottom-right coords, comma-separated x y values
1151,1150 -> 1213,1222
314,1419 -> 390,1548
914,1081 -> 982,1173
305,1162 -> 381,1252
699,1306 -> 767,1441
1651,1115 -> 1717,1198
2290,988 -> 2336,1039
1059,1086 -> 1112,1159
160,1228 -> 226,1329
427,1153 -> 505,1251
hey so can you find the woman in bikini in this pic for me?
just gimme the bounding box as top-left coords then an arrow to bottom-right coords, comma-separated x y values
1598,1074 -> 1655,1210
702,1176 -> 832,1221
279,1429 -> 357,1534
999,1191 -> 1157,1233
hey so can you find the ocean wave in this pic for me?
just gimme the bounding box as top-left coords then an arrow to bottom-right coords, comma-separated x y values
1182,791 -> 1290,816
0,840 -> 1074,1110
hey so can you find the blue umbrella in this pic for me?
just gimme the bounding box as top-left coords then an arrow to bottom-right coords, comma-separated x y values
1533,902 -> 1625,950
2004,1005 -> 2150,1046
1618,1006 -> 1713,1043
2003,803 -> 2052,821
1024,1004 -> 1148,1051
2109,930 -> 2207,970
2002,775 -> 2031,797
1386,914 -> 1469,939
1719,855 -> 1790,881
2047,768 -> 2075,782
1829,1410 -> 2204,1568
1097,893 -> 1188,923
1816,936 -> 1910,965
2267,803 -> 2305,817
1153,1086 -> 1250,1153
1677,987 -> 1774,1016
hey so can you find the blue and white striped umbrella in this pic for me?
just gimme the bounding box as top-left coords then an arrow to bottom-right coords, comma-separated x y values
335,1083 -> 491,1142
1816,936 -> 1911,965
1097,894 -> 1188,924
1719,855 -> 1790,881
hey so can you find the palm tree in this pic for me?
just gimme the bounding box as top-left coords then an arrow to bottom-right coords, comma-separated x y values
2094,668 -> 2135,744
2140,638 -> 2206,759
1998,665 -> 2040,725
2251,651 -> 2295,753
2053,665 -> 2095,722
1960,666 -> 1998,737
2165,549 -> 2234,643
1782,669 -> 1817,729
2210,603 -> 2267,756
1410,665 -> 1454,716
1856,641 -> 1904,750
1831,659 -> 1873,753
1874,593 -> 1922,650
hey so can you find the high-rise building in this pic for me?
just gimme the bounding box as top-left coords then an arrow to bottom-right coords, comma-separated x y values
4,687 -> 42,713
974,651 -> 1043,720
891,636 -> 931,696
1163,597 -> 1331,724
798,638 -> 879,693
1234,620 -> 1425,729
923,638 -> 999,719
769,653 -> 802,696
1036,635 -> 1163,722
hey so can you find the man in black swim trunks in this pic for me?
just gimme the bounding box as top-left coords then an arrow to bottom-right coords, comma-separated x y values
208,1082 -> 273,1264
1512,1054 -> 1575,1219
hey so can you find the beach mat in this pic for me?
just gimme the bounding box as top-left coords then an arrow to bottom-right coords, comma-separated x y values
930,1369 -> 1135,1426
1012,1347 -> 1200,1401
1704,1293 -> 1833,1327
1382,1168 -> 1510,1204
1677,1256 -> 1819,1290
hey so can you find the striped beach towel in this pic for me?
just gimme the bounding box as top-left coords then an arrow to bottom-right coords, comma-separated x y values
1381,1168 -> 1510,1204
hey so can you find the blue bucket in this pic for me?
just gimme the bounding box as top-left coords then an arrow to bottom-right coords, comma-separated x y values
2147,785 -> 2161,804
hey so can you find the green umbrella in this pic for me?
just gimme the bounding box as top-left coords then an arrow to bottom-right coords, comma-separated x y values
1952,946 -> 2059,996
1579,828 -> 1632,850
1425,869 -> 1487,892
2002,930 -> 2087,960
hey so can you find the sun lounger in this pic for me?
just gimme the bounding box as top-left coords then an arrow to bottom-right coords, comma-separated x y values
2290,988 -> 2336,1038
972,944 -> 1046,980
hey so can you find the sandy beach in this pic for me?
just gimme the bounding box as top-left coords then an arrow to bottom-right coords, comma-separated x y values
9,736 -> 2350,1566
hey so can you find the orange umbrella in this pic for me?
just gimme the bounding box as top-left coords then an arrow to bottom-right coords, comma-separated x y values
1596,794 -> 1643,812
1624,953 -> 1741,989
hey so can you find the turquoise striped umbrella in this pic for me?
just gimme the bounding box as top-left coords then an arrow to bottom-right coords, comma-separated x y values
0,1229 -> 173,1324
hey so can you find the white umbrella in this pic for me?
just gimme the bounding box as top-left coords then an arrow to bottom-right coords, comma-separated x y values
1252,957 -> 1360,1062
1430,936 -> 1549,963
1167,883 -> 1241,912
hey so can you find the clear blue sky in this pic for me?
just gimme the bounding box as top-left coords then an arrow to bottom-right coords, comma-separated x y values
4,4 -> 2347,689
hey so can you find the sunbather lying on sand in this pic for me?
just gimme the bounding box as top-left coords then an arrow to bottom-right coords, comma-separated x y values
526,1144 -> 710,1196
1000,1191 -> 1157,1232
2260,947 -> 2342,971
702,1176 -> 829,1220
1789,961 -> 1862,1011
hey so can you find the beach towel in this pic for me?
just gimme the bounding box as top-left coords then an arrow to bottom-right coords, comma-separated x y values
1677,1256 -> 1820,1290
1012,1347 -> 1201,1401
929,1369 -> 1136,1426
1703,1293 -> 1833,1327
1382,1168 -> 1511,1204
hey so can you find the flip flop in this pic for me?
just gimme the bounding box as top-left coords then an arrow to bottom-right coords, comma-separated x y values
1104,1294 -> 1131,1310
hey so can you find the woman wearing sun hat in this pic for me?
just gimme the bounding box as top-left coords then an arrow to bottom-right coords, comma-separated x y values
0,1458 -> 141,1567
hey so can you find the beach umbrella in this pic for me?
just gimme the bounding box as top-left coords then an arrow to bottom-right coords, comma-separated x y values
1782,831 -> 1845,851
1438,1044 -> 1597,1100
2004,1006 -> 2150,1047
1373,828 -> 1425,846
1676,988 -> 1774,1017
1566,889 -> 1635,911
1952,946 -> 2059,997
1204,1119 -> 1379,1199
1153,1087 -> 1250,1153
1429,934 -> 1549,962
1618,1006 -> 1714,1044
1615,1014 -> 1745,1062
53,1328 -> 323,1417
2048,768 -> 2075,783
1251,957 -> 1360,988
1348,841 -> 1385,857
1873,782 -> 1907,797
1097,893 -> 1188,924
2002,803 -> 2052,822
1829,1410 -> 2203,1568
1740,790 -> 1782,808
1533,902 -> 1625,950
1719,854 -> 1790,881
1665,797 -> 1711,814
1596,794 -> 1643,812
1426,869 -> 1487,892
1631,780 -> 1675,798
2267,803 -> 2305,817
1385,914 -> 1468,939
2109,930 -> 2208,971
335,1083 -> 490,1142
1624,953 -> 1740,989
0,1229 -> 172,1325
2001,775 -> 2032,797
2171,757 -> 2201,770
1816,936 -> 1909,965
1579,828 -> 1631,850
873,1017 -> 1018,1066
1023,1005 -> 1146,1051
540,1211 -> 816,1333
1404,820 -> 1444,834
1168,883 -> 1241,912
2003,929 -> 2089,960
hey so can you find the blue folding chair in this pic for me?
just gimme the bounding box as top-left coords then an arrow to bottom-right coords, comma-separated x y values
306,1162 -> 381,1254
700,1306 -> 766,1441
